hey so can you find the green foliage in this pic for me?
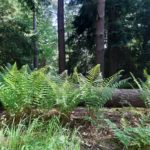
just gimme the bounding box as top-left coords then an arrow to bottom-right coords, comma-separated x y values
68,0 -> 150,78
131,70 -> 150,107
0,64 -> 125,115
0,64 -> 79,114
0,0 -> 33,67
106,119 -> 150,150
70,65 -> 127,108
0,0 -> 57,68
0,117 -> 80,150
141,70 -> 150,107
37,11 -> 57,68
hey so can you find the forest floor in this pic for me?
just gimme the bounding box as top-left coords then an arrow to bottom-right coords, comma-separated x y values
0,107 -> 149,150
70,107 -> 150,150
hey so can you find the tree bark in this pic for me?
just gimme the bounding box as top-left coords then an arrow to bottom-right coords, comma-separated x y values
105,5 -> 117,77
58,0 -> 66,73
105,89 -> 145,107
96,0 -> 105,76
33,10 -> 38,68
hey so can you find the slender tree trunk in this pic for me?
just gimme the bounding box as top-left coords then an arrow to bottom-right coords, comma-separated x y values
33,9 -> 38,68
58,0 -> 66,73
96,0 -> 105,76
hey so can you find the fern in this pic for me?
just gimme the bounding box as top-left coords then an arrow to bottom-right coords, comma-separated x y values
106,119 -> 150,149
0,64 -> 127,115
131,70 -> 150,107
0,64 -> 81,114
69,65 -> 127,108
130,73 -> 142,90
86,64 -> 101,83
0,64 -> 55,114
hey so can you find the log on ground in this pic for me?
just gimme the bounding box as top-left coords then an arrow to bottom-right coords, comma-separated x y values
105,89 -> 145,107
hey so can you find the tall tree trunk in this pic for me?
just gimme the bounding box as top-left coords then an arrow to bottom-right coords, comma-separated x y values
58,0 -> 66,73
33,9 -> 38,68
96,0 -> 105,76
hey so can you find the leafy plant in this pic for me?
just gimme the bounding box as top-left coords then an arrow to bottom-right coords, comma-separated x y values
0,64 -> 126,116
131,70 -> 150,107
70,64 -> 128,108
0,64 -> 80,115
0,64 -> 53,114
106,119 -> 150,150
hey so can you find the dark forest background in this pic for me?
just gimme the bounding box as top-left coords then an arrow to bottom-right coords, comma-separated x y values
0,0 -> 150,79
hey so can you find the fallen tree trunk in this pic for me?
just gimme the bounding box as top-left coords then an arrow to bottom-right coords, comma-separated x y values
105,89 -> 145,107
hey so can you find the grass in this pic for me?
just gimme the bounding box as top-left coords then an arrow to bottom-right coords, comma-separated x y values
0,117 -> 81,150
0,108 -> 150,150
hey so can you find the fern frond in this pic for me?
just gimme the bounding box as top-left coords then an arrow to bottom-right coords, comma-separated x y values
130,72 -> 142,90
86,64 -> 101,83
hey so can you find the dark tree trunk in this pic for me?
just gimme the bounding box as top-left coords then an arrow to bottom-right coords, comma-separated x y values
33,10 -> 38,68
58,0 -> 66,73
96,0 -> 105,76
105,6 -> 117,77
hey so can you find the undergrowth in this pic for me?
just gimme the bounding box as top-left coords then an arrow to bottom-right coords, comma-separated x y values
0,117 -> 80,150
131,70 -> 150,107
0,64 -> 126,116
106,113 -> 150,150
